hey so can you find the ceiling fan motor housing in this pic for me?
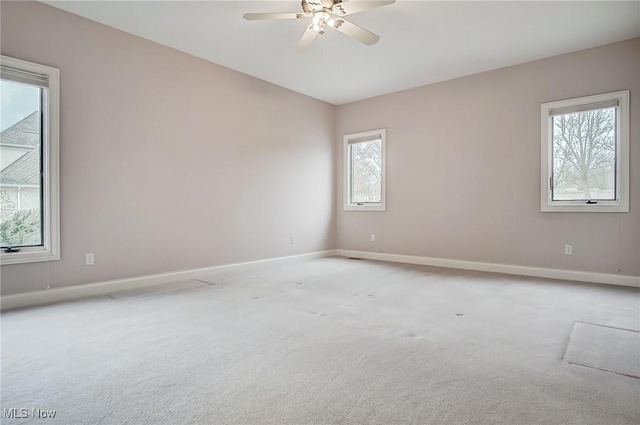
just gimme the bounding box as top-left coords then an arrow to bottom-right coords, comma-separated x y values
302,0 -> 341,14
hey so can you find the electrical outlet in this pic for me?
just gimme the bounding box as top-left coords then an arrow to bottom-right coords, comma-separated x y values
370,234 -> 376,242
85,253 -> 95,265
565,245 -> 573,255
290,236 -> 296,245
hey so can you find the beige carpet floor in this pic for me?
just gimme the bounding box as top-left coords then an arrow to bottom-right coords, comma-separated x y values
1,257 -> 639,424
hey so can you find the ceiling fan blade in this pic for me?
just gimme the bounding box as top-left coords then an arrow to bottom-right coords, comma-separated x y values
332,0 -> 395,17
332,18 -> 380,46
243,12 -> 308,21
297,25 -> 318,51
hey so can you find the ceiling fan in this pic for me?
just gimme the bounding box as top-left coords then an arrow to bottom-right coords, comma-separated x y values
243,0 -> 396,50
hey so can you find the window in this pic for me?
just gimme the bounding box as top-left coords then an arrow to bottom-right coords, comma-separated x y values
344,129 -> 386,211
541,91 -> 629,212
0,56 -> 59,264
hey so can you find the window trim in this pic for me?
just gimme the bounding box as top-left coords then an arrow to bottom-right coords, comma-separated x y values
540,90 -> 629,213
1,55 -> 60,264
343,128 -> 386,212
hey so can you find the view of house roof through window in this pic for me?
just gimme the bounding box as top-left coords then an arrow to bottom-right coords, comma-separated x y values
0,103 -> 43,247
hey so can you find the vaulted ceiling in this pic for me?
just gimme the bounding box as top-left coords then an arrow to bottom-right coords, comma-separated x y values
43,1 -> 640,105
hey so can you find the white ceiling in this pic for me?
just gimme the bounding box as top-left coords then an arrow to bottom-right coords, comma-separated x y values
43,1 -> 640,105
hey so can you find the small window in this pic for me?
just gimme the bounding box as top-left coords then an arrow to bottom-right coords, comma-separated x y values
541,91 -> 629,212
0,56 -> 59,264
344,129 -> 386,211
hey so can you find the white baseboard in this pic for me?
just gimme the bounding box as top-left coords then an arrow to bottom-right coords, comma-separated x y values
335,249 -> 640,288
0,250 -> 337,311
4,248 -> 637,311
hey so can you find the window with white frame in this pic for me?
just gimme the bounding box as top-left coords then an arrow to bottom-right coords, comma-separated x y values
541,91 -> 629,212
0,55 -> 59,264
344,129 -> 386,211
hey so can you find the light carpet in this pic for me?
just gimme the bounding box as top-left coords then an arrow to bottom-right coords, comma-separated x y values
1,257 -> 639,424
106,280 -> 211,300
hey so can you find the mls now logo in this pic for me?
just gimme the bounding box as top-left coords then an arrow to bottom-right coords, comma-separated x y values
3,408 -> 28,419
3,408 -> 57,419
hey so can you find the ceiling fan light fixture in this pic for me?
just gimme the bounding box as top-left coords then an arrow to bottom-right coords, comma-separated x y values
327,17 -> 336,27
313,11 -> 331,24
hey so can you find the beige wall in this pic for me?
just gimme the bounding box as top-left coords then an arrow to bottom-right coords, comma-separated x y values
336,38 -> 640,277
0,1 -> 336,295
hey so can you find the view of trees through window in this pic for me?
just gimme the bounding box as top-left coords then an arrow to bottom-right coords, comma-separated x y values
350,139 -> 382,203
552,107 -> 616,201
0,79 -> 42,247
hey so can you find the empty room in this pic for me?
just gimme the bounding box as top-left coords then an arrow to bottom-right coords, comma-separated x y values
1,1 -> 639,424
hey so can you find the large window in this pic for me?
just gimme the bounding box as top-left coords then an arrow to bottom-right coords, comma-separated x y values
541,91 -> 629,212
344,129 -> 386,211
0,56 -> 59,264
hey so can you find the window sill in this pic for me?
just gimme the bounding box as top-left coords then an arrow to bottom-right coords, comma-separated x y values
0,247 -> 59,265
541,201 -> 629,213
344,204 -> 386,212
